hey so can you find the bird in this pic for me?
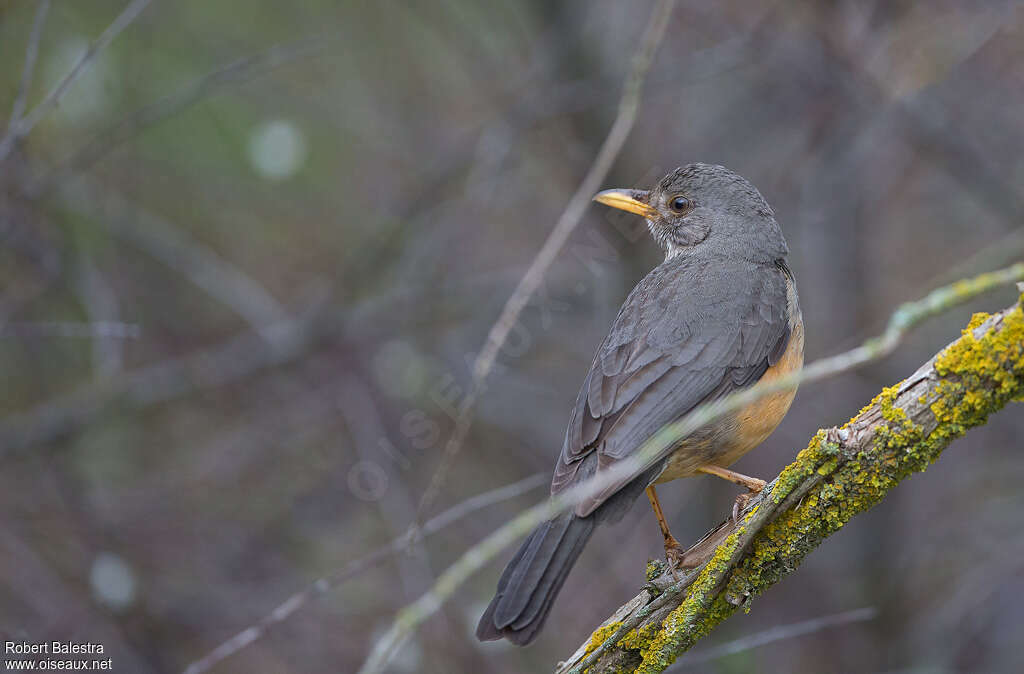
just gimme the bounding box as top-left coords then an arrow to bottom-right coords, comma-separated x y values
475,163 -> 804,646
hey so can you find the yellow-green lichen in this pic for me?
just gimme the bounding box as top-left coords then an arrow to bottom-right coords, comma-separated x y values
770,430 -> 836,503
965,311 -> 992,332
624,531 -> 745,672
582,621 -> 623,659
645,560 -> 665,583
617,297 -> 1024,674
617,622 -> 661,653
930,304 -> 1024,433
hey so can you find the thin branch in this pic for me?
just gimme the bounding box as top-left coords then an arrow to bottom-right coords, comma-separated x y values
414,0 -> 678,524
6,0 -> 51,135
0,281 -> 440,455
673,607 -> 877,668
356,263 -> 1024,674
181,473 -> 546,674
0,0 -> 152,161
59,177 -> 293,343
32,37 -> 325,194
0,321 -> 140,339
0,300 -> 325,458
75,256 -> 128,377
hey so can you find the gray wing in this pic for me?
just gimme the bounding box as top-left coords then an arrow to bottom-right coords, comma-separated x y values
552,255 -> 791,518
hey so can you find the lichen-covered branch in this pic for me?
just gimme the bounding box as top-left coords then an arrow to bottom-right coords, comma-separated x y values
558,293 -> 1024,674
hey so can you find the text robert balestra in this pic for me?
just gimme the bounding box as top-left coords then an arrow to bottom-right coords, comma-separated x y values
6,641 -> 105,655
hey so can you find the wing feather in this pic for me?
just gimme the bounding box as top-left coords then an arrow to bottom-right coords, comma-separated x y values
553,254 -> 791,517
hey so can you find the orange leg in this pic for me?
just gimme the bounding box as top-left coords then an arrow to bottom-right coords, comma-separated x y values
645,486 -> 685,576
696,464 -> 766,491
697,465 -> 766,520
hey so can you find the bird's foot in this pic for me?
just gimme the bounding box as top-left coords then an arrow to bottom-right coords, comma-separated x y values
731,480 -> 766,521
663,534 -> 687,580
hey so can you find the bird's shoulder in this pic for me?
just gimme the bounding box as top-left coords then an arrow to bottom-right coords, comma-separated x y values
598,254 -> 787,373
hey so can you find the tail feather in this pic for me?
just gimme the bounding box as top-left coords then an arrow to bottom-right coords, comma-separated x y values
475,527 -> 534,641
508,516 -> 594,644
507,515 -> 593,631
495,518 -> 563,625
476,463 -> 660,645
475,513 -> 594,645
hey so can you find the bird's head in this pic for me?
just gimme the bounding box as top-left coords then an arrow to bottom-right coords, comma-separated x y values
593,163 -> 787,261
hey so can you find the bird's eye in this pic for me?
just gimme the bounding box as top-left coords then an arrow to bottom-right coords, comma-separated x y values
669,195 -> 691,213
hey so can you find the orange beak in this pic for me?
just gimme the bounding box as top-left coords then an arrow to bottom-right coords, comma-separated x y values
592,189 -> 657,218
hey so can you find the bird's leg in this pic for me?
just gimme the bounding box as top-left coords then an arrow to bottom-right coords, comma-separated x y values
645,485 -> 684,578
696,465 -> 767,521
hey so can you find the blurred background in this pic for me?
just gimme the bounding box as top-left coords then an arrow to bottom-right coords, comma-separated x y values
1,1 -> 1023,672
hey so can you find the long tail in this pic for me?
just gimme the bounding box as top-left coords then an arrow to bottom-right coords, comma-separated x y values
477,462 -> 660,645
475,512 -> 595,645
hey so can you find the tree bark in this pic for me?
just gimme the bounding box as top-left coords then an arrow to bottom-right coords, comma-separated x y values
557,293 -> 1024,674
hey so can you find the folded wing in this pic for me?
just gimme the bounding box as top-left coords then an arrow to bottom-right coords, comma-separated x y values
552,255 -> 791,516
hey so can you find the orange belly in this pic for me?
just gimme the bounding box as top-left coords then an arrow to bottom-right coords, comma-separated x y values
720,313 -> 804,465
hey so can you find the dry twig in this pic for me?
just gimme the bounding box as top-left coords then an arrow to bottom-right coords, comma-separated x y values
181,473 -> 545,674
33,37 -> 325,193
59,178 -> 293,342
0,0 -> 153,161
5,0 -> 51,137
672,606 -> 877,668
